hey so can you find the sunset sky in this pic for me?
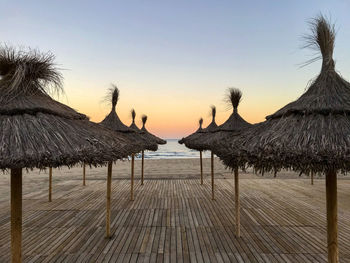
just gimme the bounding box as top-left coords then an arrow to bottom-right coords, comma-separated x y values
1,1 -> 350,138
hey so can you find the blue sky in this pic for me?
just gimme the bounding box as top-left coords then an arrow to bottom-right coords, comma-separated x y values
1,0 -> 349,138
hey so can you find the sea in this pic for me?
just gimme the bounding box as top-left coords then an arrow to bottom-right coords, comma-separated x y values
137,139 -> 212,159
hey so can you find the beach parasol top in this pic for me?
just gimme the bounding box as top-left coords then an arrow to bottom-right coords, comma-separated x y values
178,117 -> 203,145
181,106 -> 218,151
0,46 -> 135,169
222,15 -> 350,173
218,88 -> 252,132
100,86 -> 136,133
200,105 -> 218,133
100,86 -> 158,152
129,108 -> 158,151
199,88 -> 252,155
141,115 -> 167,145
129,108 -> 139,131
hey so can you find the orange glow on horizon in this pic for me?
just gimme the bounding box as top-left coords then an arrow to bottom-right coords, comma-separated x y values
61,93 -> 275,139
60,80 -> 294,139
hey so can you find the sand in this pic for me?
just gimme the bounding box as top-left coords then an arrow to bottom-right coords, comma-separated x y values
0,157 -> 344,203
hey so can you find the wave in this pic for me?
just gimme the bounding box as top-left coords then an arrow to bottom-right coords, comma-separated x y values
135,139 -> 212,159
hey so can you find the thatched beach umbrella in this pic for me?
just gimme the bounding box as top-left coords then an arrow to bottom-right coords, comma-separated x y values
100,86 -> 157,201
141,115 -> 166,144
182,106 -> 218,199
129,109 -> 159,150
200,88 -> 252,236
140,114 -> 167,183
179,118 -> 204,184
129,109 -> 158,185
221,16 -> 346,262
0,47 -> 137,262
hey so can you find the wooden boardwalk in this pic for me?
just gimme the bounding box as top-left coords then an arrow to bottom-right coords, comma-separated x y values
0,160 -> 350,262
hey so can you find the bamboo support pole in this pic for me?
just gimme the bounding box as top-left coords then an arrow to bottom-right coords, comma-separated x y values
211,151 -> 214,200
106,161 -> 112,238
326,170 -> 338,263
11,168 -> 22,263
200,151 -> 203,185
131,154 -> 135,201
83,163 -> 86,186
234,167 -> 240,237
48,167 -> 52,202
311,171 -> 314,185
141,150 -> 144,185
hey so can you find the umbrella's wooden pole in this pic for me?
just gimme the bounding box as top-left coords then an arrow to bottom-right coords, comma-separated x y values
211,151 -> 214,200
141,150 -> 144,185
131,154 -> 135,201
200,151 -> 203,185
106,161 -> 112,238
326,170 -> 338,263
11,168 -> 22,263
48,167 -> 52,202
234,167 -> 240,237
83,163 -> 86,186
311,171 -> 314,185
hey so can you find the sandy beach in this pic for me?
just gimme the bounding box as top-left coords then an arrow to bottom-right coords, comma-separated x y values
0,158 -> 350,262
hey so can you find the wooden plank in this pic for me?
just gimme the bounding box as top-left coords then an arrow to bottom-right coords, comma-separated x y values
0,161 -> 350,262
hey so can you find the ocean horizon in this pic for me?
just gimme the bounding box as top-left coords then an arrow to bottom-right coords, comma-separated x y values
137,139 -> 212,159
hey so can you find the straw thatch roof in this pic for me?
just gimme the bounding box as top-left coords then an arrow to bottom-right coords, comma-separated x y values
199,88 -> 252,153
178,118 -> 203,145
182,106 -> 218,151
0,46 -> 138,169
221,16 -> 350,174
141,115 -> 167,145
129,109 -> 139,131
129,109 -> 158,151
202,105 -> 218,132
100,86 -> 158,152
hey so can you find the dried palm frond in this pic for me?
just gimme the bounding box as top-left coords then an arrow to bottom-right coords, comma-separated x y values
131,108 -> 136,122
142,115 -> 148,126
0,46 -> 62,104
224,87 -> 242,111
211,105 -> 216,118
301,14 -> 336,69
